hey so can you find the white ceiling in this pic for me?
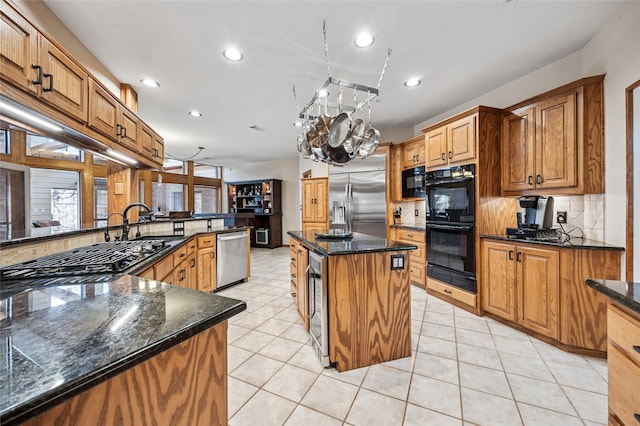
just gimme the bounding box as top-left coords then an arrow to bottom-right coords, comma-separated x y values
42,0 -> 620,166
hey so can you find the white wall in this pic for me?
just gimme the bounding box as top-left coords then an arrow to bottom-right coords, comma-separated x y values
412,1 -> 640,262
380,127 -> 416,144
224,158 -> 299,245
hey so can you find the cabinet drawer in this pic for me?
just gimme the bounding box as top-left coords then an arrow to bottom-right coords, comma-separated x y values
608,345 -> 640,426
172,245 -> 188,266
409,243 -> 426,262
409,261 -> 425,283
428,277 -> 476,307
396,229 -> 425,243
197,235 -> 216,249
185,238 -> 197,255
608,304 -> 640,367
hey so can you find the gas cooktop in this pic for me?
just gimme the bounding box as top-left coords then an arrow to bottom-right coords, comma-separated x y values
0,240 -> 169,281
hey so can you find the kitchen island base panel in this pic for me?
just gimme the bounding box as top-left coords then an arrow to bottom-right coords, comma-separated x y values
22,322 -> 228,426
328,251 -> 412,372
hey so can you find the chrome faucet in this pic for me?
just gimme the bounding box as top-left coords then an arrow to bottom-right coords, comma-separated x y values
121,203 -> 154,241
104,212 -> 125,242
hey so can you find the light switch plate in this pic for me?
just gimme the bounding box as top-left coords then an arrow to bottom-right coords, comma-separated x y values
391,254 -> 405,270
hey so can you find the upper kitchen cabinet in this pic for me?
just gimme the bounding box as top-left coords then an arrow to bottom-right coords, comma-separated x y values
139,123 -> 165,168
424,114 -> 476,169
501,76 -> 605,195
1,5 -> 87,123
88,78 -> 139,153
401,135 -> 426,168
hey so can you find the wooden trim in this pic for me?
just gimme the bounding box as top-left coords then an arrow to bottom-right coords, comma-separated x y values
420,105 -> 503,134
186,161 -> 195,212
505,75 -> 606,112
626,79 -> 640,281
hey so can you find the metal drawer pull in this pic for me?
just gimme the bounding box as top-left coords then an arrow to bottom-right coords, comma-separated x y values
634,413 -> 640,423
633,345 -> 640,354
508,250 -> 514,260
43,73 -> 53,92
448,151 -> 452,159
32,64 -> 43,85
516,252 -> 522,262
528,175 -> 533,185
536,174 -> 541,185
444,289 -> 452,294
441,153 -> 445,161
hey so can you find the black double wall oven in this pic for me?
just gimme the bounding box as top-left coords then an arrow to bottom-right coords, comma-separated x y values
425,164 -> 476,293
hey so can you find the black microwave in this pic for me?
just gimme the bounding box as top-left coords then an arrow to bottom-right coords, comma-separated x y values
402,166 -> 425,198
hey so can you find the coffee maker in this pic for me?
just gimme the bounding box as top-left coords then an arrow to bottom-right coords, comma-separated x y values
506,196 -> 555,238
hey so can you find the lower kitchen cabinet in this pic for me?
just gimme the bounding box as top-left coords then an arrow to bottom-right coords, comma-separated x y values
482,240 -> 559,339
481,238 -> 622,353
390,227 -> 426,289
289,238 -> 309,330
606,303 -> 640,426
197,249 -> 216,293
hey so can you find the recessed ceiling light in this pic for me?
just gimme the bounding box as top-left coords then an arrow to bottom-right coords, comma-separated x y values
354,32 -> 375,48
140,78 -> 160,87
404,78 -> 421,88
188,111 -> 203,117
223,47 -> 244,61
293,121 -> 303,127
318,89 -> 329,98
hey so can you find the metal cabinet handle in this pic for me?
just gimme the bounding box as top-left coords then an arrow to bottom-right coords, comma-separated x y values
444,289 -> 452,294
634,413 -> 640,423
441,153 -> 445,161
291,273 -> 296,278
509,250 -> 514,260
516,252 -> 522,262
122,126 -> 127,138
536,174 -> 541,185
528,175 -> 533,186
211,252 -> 215,259
190,258 -> 196,268
633,345 -> 640,354
179,253 -> 186,258
448,151 -> 452,159
116,124 -> 122,137
42,73 -> 53,92
32,64 -> 43,85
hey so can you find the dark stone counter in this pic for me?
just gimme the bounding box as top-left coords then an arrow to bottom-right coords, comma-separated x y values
586,279 -> 640,314
0,274 -> 246,425
288,230 -> 417,256
390,224 -> 426,231
480,234 -> 624,251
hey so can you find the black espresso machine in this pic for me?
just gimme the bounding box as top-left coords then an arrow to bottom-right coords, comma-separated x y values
506,196 -> 555,239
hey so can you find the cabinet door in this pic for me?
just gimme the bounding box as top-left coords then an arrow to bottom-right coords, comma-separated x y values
481,241 -> 517,321
88,78 -> 119,140
402,140 -> 417,169
153,135 -> 164,166
414,137 -> 426,164
139,123 -> 154,158
1,5 -> 39,94
313,179 -> 328,223
302,222 -> 326,233
197,247 -> 216,292
447,115 -> 476,164
535,92 -> 577,189
502,107 -> 535,192
425,127 -> 447,168
517,246 -> 559,339
39,37 -> 88,122
296,245 -> 309,330
302,180 -> 316,223
119,107 -> 139,151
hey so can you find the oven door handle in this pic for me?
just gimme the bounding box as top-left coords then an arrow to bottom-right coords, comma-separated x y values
425,177 -> 473,186
307,264 -> 315,321
427,223 -> 474,231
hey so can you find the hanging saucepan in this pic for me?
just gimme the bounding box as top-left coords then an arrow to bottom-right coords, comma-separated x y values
343,118 -> 365,156
326,142 -> 350,164
359,126 -> 380,158
314,114 -> 333,140
297,132 -> 312,157
328,112 -> 350,148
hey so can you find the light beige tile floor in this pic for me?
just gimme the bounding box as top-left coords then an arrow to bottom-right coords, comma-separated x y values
218,247 -> 608,426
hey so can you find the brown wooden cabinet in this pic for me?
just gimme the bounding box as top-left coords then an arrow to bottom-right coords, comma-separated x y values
1,6 -> 88,123
482,240 -> 559,339
88,78 -> 139,152
391,227 -> 426,289
401,135 -> 425,168
501,76 -> 604,195
390,144 -> 403,202
289,239 -> 309,330
301,177 -> 328,231
196,235 -> 216,293
607,303 -> 640,426
425,114 -> 476,169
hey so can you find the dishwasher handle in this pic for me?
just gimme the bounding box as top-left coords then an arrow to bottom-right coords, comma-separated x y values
217,233 -> 247,242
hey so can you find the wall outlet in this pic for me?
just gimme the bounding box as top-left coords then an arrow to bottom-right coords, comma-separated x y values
390,254 -> 405,270
557,211 -> 567,224
414,209 -> 419,217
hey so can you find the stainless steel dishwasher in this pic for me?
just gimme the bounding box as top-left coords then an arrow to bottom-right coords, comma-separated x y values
216,231 -> 249,288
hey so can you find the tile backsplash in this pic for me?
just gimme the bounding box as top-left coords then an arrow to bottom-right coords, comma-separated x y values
552,194 -> 604,241
394,200 -> 426,227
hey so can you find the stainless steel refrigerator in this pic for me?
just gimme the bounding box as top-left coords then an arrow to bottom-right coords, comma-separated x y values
329,154 -> 387,239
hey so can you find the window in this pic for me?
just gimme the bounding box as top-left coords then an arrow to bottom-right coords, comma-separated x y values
152,182 -> 184,216
0,129 -> 9,154
26,134 -> 82,162
94,177 -> 107,227
194,185 -> 220,214
51,188 -> 78,229
31,168 -> 80,231
163,158 -> 184,175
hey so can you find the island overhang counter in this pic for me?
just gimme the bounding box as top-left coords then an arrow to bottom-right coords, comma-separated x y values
287,230 -> 417,372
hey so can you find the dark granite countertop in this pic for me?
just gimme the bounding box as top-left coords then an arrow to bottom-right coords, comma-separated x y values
288,230 -> 417,256
586,279 -> 640,314
0,274 -> 246,425
390,224 -> 426,231
480,234 -> 624,251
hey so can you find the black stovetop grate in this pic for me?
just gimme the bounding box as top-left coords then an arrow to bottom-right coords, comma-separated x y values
0,240 -> 166,280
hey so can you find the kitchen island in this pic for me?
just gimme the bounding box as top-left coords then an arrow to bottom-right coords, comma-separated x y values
288,230 -> 416,372
0,273 -> 245,426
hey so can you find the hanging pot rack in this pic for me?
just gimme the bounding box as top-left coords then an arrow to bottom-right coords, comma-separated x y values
298,77 -> 379,121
